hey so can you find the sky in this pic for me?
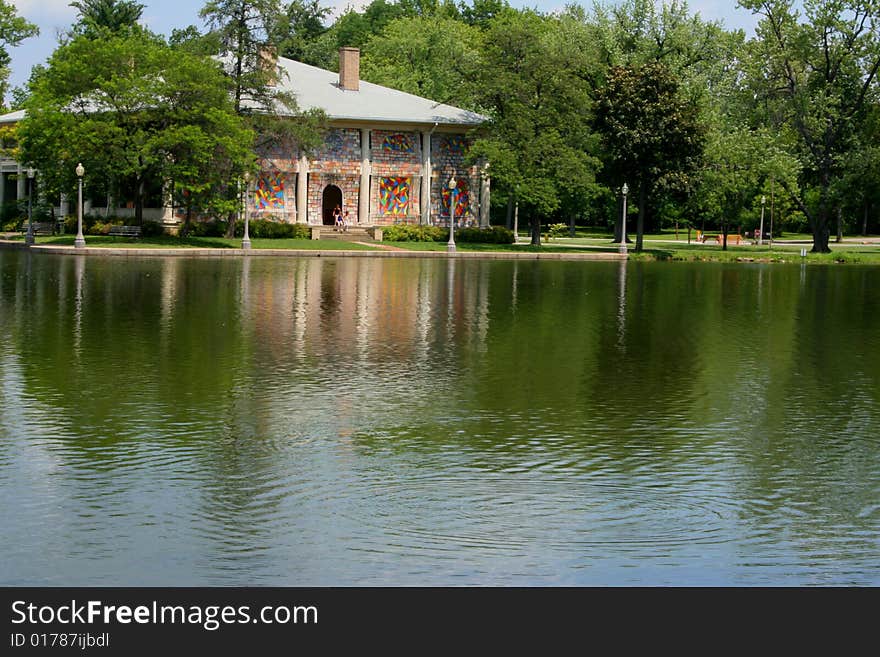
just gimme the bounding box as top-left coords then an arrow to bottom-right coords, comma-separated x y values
5,0 -> 763,98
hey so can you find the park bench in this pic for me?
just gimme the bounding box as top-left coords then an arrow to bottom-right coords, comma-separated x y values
22,221 -> 56,235
108,225 -> 141,238
699,232 -> 744,245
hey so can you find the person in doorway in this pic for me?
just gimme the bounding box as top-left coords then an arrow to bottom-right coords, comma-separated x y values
333,205 -> 343,231
342,210 -> 350,232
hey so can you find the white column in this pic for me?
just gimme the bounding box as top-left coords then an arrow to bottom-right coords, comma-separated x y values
421,131 -> 432,225
359,128 -> 370,225
16,164 -> 25,200
297,154 -> 308,224
60,193 -> 69,218
480,166 -> 491,228
162,179 -> 174,224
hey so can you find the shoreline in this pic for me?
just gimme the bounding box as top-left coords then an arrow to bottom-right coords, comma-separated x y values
0,240 -> 626,261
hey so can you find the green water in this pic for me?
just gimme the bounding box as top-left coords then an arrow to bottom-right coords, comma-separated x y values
0,251 -> 877,585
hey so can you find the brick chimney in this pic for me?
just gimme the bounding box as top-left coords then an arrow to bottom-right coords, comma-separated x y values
339,47 -> 360,91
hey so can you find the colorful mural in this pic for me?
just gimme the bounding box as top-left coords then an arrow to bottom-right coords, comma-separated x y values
378,177 -> 411,216
439,135 -> 466,156
440,179 -> 469,219
255,173 -> 285,209
380,133 -> 415,153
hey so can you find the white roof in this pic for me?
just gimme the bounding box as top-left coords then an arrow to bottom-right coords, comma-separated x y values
271,56 -> 486,126
0,109 -> 25,124
0,57 -> 487,127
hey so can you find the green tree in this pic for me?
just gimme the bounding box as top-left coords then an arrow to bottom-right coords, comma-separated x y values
277,0 -> 331,63
594,61 -> 705,251
201,0 -> 326,236
739,0 -> 880,253
69,0 -> 144,36
361,15 -> 480,106
20,29 -> 253,225
0,1 -> 38,104
470,10 -> 601,245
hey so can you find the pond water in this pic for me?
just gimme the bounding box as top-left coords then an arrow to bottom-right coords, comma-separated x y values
0,251 -> 877,585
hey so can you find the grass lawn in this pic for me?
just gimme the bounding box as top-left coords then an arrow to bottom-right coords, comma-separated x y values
7,232 -> 878,263
629,241 -> 880,264
384,241 -> 621,254
13,234 -> 381,250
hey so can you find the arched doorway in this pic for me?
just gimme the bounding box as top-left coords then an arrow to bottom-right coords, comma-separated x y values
322,185 -> 342,225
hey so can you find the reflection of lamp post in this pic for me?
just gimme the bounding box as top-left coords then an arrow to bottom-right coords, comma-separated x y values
74,163 -> 86,249
241,171 -> 251,250
619,182 -> 629,255
25,167 -> 35,246
447,176 -> 456,253
758,194 -> 766,246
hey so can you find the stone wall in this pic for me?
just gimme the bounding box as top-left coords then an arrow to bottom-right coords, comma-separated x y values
431,134 -> 479,226
308,173 -> 360,225
310,128 -> 361,173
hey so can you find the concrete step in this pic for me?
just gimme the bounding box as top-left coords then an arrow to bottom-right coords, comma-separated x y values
316,226 -> 374,241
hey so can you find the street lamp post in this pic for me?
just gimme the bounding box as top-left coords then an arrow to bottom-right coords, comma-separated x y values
619,182 -> 629,255
241,171 -> 251,250
447,176 -> 456,254
758,194 -> 766,246
25,167 -> 35,246
74,163 -> 85,249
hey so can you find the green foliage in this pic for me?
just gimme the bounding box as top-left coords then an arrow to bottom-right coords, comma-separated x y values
20,27 -> 253,227
233,219 -> 309,238
738,0 -> 880,252
186,219 -> 229,237
456,226 -> 515,243
470,9 -> 601,245
361,15 -> 480,106
382,223 -> 446,241
0,199 -> 22,230
0,0 -> 39,102
141,220 -> 164,237
69,0 -> 145,37
547,223 -> 568,238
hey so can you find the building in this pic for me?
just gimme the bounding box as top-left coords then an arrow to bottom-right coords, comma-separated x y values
0,48 -> 490,231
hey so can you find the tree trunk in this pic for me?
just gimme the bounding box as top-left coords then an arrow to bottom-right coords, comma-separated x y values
810,207 -> 832,253
836,206 -> 843,243
505,196 -> 513,229
722,221 -> 728,251
635,181 -> 646,252
530,212 -> 541,246
225,210 -> 236,238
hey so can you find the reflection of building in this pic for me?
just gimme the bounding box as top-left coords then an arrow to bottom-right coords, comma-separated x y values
0,48 -> 489,230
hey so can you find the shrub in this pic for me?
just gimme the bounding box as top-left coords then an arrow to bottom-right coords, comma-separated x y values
141,220 -> 164,237
87,221 -> 110,235
455,226 -> 515,244
232,219 -> 309,238
383,223 -> 446,242
188,220 -> 228,237
548,223 -> 568,239
0,201 -> 24,231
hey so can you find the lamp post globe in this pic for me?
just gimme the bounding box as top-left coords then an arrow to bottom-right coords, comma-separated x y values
241,171 -> 252,250
25,167 -> 36,246
74,163 -> 86,249
447,176 -> 457,254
